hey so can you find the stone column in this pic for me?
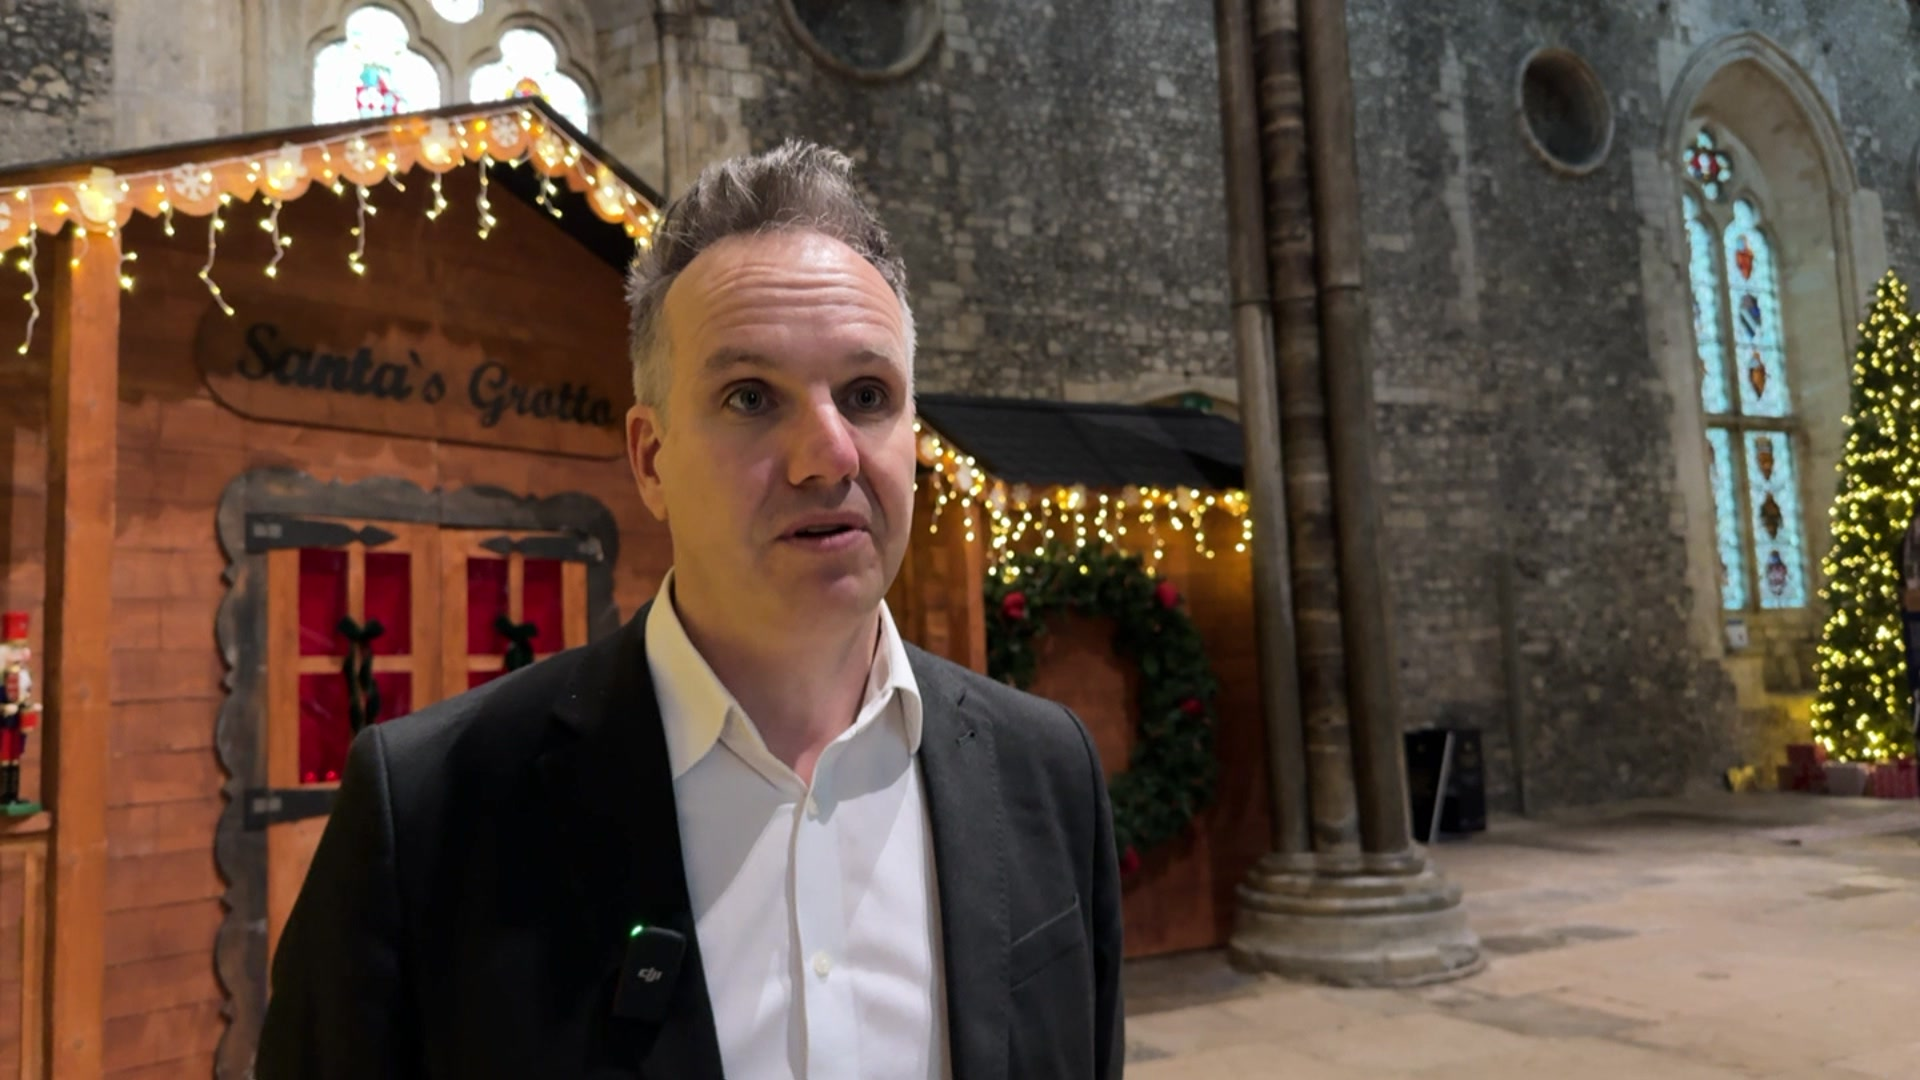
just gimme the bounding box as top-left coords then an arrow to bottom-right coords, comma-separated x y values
1223,0 -> 1483,987
1299,0 -> 1412,864
655,9 -> 697,199
1211,0 -> 1311,862
1249,0 -> 1364,871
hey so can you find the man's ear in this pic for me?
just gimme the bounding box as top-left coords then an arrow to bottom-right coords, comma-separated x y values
627,403 -> 669,523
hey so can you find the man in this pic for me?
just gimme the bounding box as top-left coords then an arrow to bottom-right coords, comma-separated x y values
257,140 -> 1124,1079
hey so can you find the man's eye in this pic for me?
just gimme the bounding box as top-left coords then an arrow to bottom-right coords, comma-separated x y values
848,383 -> 889,411
725,386 -> 769,413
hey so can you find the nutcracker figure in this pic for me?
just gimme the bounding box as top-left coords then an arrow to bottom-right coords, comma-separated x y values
1,612 -> 42,810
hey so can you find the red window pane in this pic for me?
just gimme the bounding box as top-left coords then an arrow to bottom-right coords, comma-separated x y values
296,670 -> 414,784
469,670 -> 501,691
467,557 -> 509,654
374,672 -> 412,724
298,672 -> 350,783
298,549 -> 349,656
364,551 -> 412,656
523,558 -> 563,656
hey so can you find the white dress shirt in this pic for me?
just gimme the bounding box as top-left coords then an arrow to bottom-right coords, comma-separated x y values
646,571 -> 951,1080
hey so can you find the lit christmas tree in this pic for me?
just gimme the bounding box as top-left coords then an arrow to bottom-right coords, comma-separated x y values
1811,270 -> 1920,761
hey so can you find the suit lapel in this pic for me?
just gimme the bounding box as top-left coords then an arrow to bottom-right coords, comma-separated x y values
910,648 -> 1010,1080
535,603 -> 725,1080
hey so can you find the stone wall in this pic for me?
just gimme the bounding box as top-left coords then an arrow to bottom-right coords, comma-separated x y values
11,0 -> 1920,813
1346,0 -> 1920,810
0,0 -> 112,164
688,0 -> 1235,400
110,0 -> 241,147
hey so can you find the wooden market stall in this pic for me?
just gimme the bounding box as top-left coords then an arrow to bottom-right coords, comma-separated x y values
0,99 -> 1273,1077
0,100 -> 667,1080
890,395 -> 1272,959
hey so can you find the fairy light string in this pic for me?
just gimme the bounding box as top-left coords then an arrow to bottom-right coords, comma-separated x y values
0,105 -> 663,333
261,197 -> 288,279
15,196 -> 38,356
477,152 -> 497,239
116,230 -> 136,292
911,419 -> 1253,579
200,196 -> 234,316
349,184 -> 372,276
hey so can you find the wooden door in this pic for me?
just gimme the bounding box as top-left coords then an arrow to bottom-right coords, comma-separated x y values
263,521 -> 441,961
259,521 -> 592,965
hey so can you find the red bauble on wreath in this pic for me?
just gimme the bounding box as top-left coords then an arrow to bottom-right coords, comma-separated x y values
985,541 -> 1219,874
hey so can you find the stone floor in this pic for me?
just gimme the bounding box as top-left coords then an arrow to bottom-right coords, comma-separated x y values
1119,792 -> 1920,1078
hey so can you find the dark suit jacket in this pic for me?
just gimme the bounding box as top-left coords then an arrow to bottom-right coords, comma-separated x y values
256,604 -> 1125,1078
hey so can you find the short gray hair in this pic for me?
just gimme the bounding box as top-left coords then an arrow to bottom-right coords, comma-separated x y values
624,140 -> 916,420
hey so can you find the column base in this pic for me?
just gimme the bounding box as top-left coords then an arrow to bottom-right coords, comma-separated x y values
1228,852 -> 1485,988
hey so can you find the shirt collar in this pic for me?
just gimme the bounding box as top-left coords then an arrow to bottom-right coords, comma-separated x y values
645,568 -> 924,782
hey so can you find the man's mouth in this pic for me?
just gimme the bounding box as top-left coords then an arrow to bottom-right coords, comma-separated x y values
791,523 -> 856,538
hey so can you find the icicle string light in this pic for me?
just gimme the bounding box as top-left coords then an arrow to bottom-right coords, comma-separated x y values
537,174 -> 563,219
477,153 -> 497,239
261,197 -> 289,279
16,199 -> 38,356
0,105 -> 666,333
116,231 -> 137,292
911,419 -> 1252,573
199,199 -> 234,317
349,185 -> 371,275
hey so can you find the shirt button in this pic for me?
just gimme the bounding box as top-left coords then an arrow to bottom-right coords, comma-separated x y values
812,950 -> 833,978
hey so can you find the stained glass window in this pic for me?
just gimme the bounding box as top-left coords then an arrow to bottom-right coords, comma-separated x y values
312,5 -> 443,124
1724,200 -> 1791,419
1684,129 -> 1732,202
1682,127 -> 1805,612
1705,428 -> 1749,611
470,28 -> 591,132
1744,431 -> 1807,609
1684,195 -> 1730,415
432,0 -> 483,22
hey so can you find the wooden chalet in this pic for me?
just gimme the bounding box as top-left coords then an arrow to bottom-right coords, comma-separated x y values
0,99 -> 668,1079
0,98 -> 1267,1079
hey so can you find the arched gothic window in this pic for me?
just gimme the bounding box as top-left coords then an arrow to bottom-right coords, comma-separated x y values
431,0 -> 483,22
308,5 -> 594,133
311,5 -> 444,124
469,26 -> 591,132
1682,128 -> 1808,611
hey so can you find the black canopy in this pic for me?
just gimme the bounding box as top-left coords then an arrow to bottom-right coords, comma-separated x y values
914,393 -> 1244,491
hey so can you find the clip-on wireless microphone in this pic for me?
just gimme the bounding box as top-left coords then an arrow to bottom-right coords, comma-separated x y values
612,922 -> 687,1022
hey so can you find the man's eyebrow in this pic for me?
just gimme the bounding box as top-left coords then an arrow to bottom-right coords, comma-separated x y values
699,347 -> 902,375
701,347 -> 772,376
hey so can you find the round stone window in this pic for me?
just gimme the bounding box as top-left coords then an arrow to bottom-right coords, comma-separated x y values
778,0 -> 943,81
1516,48 -> 1613,175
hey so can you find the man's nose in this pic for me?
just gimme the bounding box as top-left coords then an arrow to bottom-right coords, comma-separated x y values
787,397 -> 861,487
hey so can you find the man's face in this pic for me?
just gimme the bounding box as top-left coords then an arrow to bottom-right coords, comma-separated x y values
627,229 -> 916,636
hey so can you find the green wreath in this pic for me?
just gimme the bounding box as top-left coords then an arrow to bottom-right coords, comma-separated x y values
985,541 -> 1219,877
